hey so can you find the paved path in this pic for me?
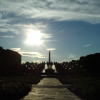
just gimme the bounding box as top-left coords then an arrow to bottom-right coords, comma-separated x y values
21,78 -> 82,100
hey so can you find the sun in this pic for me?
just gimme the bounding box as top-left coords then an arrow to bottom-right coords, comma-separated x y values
25,31 -> 42,45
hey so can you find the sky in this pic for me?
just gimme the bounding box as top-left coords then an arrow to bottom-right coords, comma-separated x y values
0,0 -> 100,63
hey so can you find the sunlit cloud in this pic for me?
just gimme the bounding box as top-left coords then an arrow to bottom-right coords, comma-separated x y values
0,36 -> 14,38
42,34 -> 52,38
62,57 -> 79,62
10,48 -> 21,51
0,21 -> 53,43
0,22 -> 48,34
9,49 -> 46,58
0,21 -> 54,44
0,0 -> 100,24
46,48 -> 56,50
73,58 -> 79,60
19,52 -> 38,54
22,55 -> 46,58
84,44 -> 92,47
68,54 -> 75,58
19,51 -> 46,58
62,59 -> 71,62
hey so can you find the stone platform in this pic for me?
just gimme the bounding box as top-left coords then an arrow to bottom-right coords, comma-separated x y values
21,78 -> 82,100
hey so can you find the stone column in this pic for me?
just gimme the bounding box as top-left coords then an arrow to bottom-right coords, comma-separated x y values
49,51 -> 50,63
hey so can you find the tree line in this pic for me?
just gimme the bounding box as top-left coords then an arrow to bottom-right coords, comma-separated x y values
54,53 -> 100,76
0,46 -> 100,76
0,46 -> 45,76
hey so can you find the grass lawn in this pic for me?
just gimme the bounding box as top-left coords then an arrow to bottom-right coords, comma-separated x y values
0,76 -> 43,100
57,75 -> 100,100
1,75 -> 100,100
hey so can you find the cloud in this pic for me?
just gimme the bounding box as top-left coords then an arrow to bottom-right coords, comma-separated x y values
42,34 -> 52,38
46,48 -> 56,50
10,48 -> 21,51
0,36 -> 14,38
62,58 -> 79,62
84,44 -> 92,47
62,59 -> 71,62
60,29 -> 64,32
9,48 -> 46,58
19,52 -> 38,54
0,20 -> 55,43
0,21 -> 53,42
19,51 -> 46,58
75,58 -> 79,60
0,22 -> 48,34
22,55 -> 46,58
68,54 -> 75,58
73,58 -> 79,60
1,0 -> 100,24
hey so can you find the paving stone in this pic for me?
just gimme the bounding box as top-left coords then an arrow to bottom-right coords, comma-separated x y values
21,78 -> 82,100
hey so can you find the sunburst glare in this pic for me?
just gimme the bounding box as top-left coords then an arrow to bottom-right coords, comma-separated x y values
25,30 -> 42,45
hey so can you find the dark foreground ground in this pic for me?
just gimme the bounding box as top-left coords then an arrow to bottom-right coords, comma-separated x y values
0,75 -> 100,100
